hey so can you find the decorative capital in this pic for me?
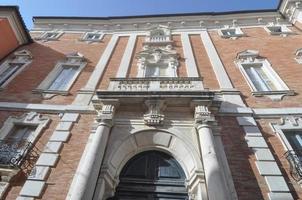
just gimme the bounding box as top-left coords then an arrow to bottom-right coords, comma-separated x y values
92,98 -> 119,125
144,99 -> 165,126
194,105 -> 215,125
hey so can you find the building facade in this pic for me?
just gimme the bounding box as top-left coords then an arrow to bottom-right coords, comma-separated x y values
1,1 -> 302,199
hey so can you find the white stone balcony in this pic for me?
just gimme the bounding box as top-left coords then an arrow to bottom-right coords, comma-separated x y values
107,77 -> 204,92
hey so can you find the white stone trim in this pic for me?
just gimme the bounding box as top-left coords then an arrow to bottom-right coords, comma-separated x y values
218,26 -> 245,39
264,23 -> 293,37
180,33 -> 200,78
0,50 -> 32,89
34,30 -> 64,41
83,35 -> 119,90
253,107 -> 302,118
0,102 -> 93,113
0,112 -> 50,141
80,31 -> 104,42
200,31 -> 233,89
35,53 -> 87,95
116,34 -> 137,77
235,50 -> 293,100
271,116 -> 302,151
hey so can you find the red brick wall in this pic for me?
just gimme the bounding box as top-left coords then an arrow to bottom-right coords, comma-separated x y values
218,116 -> 268,199
190,34 -> 219,89
3,113 -> 95,200
0,18 -> 19,60
210,27 -> 302,108
98,36 -> 129,89
128,36 -> 145,78
173,35 -> 187,77
257,119 -> 302,199
0,33 -> 111,104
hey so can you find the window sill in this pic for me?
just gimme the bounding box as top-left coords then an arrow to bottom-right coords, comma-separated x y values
80,39 -> 102,43
252,90 -> 295,101
221,34 -> 245,39
32,89 -> 70,99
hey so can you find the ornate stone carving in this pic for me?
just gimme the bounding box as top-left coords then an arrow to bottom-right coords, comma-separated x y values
92,98 -> 119,125
194,105 -> 215,124
143,100 -> 165,126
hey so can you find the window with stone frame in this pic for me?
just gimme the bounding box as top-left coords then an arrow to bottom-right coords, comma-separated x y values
235,50 -> 293,100
264,24 -> 292,36
36,31 -> 63,41
271,117 -> 302,182
81,32 -> 103,42
0,112 -> 49,168
0,50 -> 32,89
35,52 -> 86,95
218,26 -> 244,39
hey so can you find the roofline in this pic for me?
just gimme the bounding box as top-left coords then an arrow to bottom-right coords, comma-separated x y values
0,6 -> 32,43
32,8 -> 280,22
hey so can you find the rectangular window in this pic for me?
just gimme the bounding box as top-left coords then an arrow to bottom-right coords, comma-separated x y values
221,29 -> 236,36
48,65 -> 78,91
243,63 -> 277,91
0,63 -> 24,87
145,66 -> 168,77
284,131 -> 302,158
0,125 -> 37,166
86,33 -> 101,40
45,32 -> 58,39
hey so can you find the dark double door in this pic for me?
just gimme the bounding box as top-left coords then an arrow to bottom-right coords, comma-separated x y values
110,151 -> 188,200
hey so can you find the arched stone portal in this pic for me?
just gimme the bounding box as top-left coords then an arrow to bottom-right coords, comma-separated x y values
110,150 -> 188,199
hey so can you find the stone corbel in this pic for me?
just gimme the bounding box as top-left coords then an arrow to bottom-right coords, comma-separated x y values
143,99 -> 166,126
194,105 -> 215,125
92,98 -> 120,126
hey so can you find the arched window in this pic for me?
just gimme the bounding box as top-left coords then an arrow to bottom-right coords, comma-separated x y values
111,151 -> 188,199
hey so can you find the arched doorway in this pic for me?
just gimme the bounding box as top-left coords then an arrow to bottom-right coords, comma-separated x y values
111,151 -> 188,199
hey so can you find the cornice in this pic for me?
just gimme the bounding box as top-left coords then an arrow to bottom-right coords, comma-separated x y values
31,11 -> 287,32
0,6 -> 32,44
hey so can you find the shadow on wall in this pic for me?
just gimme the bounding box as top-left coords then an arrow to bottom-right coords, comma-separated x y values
0,42 -> 94,104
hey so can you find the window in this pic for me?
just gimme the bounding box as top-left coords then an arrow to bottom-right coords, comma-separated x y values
47,65 -> 79,90
271,117 -> 302,181
35,52 -> 86,95
0,112 -> 49,167
37,31 -> 63,41
218,27 -> 244,39
81,32 -> 103,42
242,63 -> 277,92
264,24 -> 292,36
145,65 -> 169,77
236,50 -> 293,100
0,50 -> 32,89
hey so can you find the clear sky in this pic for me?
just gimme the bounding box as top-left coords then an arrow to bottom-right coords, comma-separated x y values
1,0 -> 280,29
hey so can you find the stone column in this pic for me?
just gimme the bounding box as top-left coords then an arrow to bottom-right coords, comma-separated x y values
195,105 -> 229,200
66,100 -> 119,200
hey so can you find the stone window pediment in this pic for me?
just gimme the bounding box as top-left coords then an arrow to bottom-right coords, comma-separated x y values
145,25 -> 172,45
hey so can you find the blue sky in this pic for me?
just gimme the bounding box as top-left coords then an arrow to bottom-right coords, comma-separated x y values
1,0 -> 279,29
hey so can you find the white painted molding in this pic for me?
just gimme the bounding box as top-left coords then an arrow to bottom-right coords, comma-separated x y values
180,33 -> 200,78
84,35 -> 119,90
200,31 -> 233,89
0,102 -> 93,113
116,34 -> 137,77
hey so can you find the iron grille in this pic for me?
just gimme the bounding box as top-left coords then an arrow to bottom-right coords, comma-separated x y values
285,150 -> 302,181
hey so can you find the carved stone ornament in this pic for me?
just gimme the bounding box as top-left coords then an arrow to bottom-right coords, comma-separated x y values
92,99 -> 119,124
143,100 -> 165,126
194,105 -> 215,124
